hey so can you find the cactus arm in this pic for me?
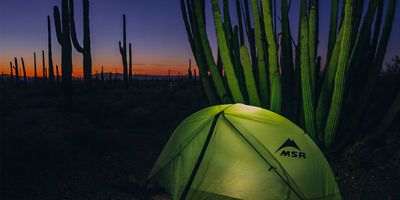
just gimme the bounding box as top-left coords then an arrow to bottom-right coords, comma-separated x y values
182,0 -> 220,105
323,0 -> 354,146
241,45 -> 261,107
261,0 -> 282,113
53,6 -> 64,46
280,0 -> 295,118
211,0 -> 245,103
309,0 -> 317,95
193,0 -> 230,103
250,0 -> 268,107
236,0 -> 245,45
180,0 -> 195,49
369,0 -> 384,60
326,0 -> 339,63
299,0 -> 318,141
69,0 -> 83,53
345,0 -> 396,137
316,27 -> 343,133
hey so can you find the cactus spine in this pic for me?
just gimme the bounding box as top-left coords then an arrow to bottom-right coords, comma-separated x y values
70,0 -> 92,85
48,16 -> 55,83
54,0 -> 73,106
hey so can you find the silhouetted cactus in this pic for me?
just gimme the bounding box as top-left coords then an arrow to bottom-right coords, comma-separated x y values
69,0 -> 92,85
187,59 -> 193,80
54,0 -> 73,107
42,50 -> 46,81
47,16 -> 55,83
119,14 -> 129,87
129,43 -> 133,82
56,65 -> 60,83
9,62 -> 13,81
33,52 -> 37,83
101,66 -> 104,84
21,57 -> 27,84
13,57 -> 19,85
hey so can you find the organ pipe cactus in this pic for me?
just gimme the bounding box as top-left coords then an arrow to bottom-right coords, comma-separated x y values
299,0 -> 318,141
261,0 -> 281,113
250,0 -> 268,107
211,0 -> 244,103
180,0 -> 219,104
323,0 -> 354,146
181,0 -> 398,150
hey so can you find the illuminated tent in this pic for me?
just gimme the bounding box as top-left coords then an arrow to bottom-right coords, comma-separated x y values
147,104 -> 341,200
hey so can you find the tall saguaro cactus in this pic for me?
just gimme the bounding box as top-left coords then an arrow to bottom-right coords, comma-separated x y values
119,14 -> 128,86
70,0 -> 92,85
54,0 -> 73,107
9,62 -> 13,81
47,16 -> 55,83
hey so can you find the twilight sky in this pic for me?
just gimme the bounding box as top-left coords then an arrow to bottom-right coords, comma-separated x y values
0,0 -> 399,76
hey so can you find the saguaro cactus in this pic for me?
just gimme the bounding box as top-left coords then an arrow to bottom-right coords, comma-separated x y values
47,16 -> 55,83
13,57 -> 19,85
33,52 -> 37,82
21,57 -> 27,84
119,14 -> 129,87
69,0 -> 92,85
9,62 -> 13,81
42,50 -> 47,81
54,0 -> 73,106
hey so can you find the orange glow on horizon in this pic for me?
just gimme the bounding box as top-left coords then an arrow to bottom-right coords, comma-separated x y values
1,64 -> 194,77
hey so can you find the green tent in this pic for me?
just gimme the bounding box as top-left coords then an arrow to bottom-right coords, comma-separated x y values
148,104 -> 341,200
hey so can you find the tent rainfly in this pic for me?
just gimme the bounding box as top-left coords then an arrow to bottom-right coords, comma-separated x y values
148,104 -> 341,200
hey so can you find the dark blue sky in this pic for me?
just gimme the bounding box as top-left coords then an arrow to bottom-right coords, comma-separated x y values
0,0 -> 399,76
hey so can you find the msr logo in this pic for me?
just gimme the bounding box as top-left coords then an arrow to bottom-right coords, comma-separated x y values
275,139 -> 306,159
